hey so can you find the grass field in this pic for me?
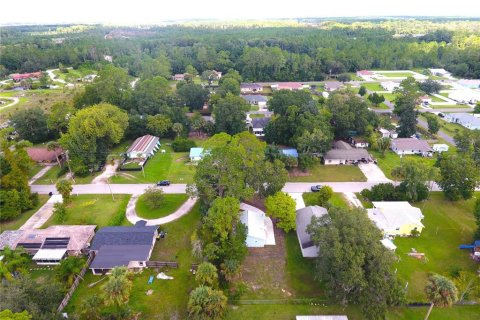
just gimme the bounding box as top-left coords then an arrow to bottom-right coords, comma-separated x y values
32,164 -> 100,185
249,113 -> 265,118
303,192 -> 349,209
439,92 -> 450,98
376,72 -> 415,78
288,164 -> 367,182
372,102 -> 390,109
394,193 -> 478,301
362,82 -> 384,91
43,194 -> 131,228
0,88 -> 77,120
430,104 -> 463,109
370,150 -> 436,180
0,195 -> 50,231
66,203 -> 202,319
429,94 -> 447,102
225,304 -> 480,320
135,194 -> 189,219
383,92 -> 398,102
52,67 -> 96,83
110,141 -> 200,184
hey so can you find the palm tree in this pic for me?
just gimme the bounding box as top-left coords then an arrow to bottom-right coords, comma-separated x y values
55,256 -> 86,287
0,246 -> 30,279
172,122 -> 184,137
195,262 -> 218,287
47,141 -> 62,167
376,137 -> 391,157
188,285 -> 227,320
425,273 -> 458,308
102,266 -> 133,306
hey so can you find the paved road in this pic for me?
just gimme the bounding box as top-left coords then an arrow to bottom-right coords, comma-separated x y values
417,117 -> 456,146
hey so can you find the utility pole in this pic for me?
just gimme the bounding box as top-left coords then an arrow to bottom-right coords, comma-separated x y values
106,177 -> 115,201
65,150 -> 76,183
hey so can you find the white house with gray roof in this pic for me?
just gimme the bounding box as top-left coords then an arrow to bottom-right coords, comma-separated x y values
444,113 -> 480,130
296,206 -> 329,258
391,138 -> 433,157
241,94 -> 268,109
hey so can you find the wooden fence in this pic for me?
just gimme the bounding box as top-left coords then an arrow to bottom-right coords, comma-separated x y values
145,261 -> 179,268
57,252 -> 95,313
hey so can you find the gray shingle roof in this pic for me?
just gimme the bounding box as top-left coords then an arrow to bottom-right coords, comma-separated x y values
241,95 -> 267,103
296,206 -> 328,249
90,245 -> 152,269
392,138 -> 433,152
90,225 -> 157,251
251,117 -> 270,129
324,149 -> 371,161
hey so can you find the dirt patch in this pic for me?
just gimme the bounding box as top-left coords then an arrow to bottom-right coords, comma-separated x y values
239,225 -> 291,299
175,156 -> 187,163
243,198 -> 266,212
289,168 -> 311,177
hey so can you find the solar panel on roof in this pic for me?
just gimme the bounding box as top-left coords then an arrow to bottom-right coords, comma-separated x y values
42,237 -> 70,249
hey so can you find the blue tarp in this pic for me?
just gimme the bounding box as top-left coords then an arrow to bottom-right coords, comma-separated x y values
281,148 -> 299,158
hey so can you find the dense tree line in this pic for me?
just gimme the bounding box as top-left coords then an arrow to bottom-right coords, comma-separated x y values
2,20 -> 480,79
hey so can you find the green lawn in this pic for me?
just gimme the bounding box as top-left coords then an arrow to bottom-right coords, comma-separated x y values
66,203 -> 202,319
32,164 -> 99,185
362,82 -> 384,92
376,72 -> 415,78
226,304 -> 480,320
430,104 -> 463,109
383,92 -> 398,102
372,102 -> 390,109
250,104 -> 259,111
288,164 -> 366,182
429,94 -> 447,102
0,195 -> 50,231
249,113 -> 265,118
43,194 -> 131,228
439,92 -> 450,98
136,194 -> 189,219
370,150 -> 436,180
285,232 -> 325,298
28,163 -> 46,179
110,144 -> 196,184
394,192 -> 478,301
302,192 -> 349,209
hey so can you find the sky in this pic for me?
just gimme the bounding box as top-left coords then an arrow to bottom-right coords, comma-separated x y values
1,0 -> 480,25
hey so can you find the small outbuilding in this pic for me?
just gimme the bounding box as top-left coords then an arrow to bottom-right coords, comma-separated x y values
189,147 -> 205,162
296,206 -> 329,258
433,144 -> 449,153
239,203 -> 275,248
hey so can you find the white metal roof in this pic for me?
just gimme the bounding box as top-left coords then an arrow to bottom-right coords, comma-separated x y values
240,209 -> 266,241
380,238 -> 397,251
32,248 -> 67,260
368,202 -> 424,233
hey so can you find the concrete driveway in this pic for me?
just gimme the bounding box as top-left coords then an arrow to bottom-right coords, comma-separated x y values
358,163 -> 390,182
288,192 -> 306,210
19,195 -> 63,230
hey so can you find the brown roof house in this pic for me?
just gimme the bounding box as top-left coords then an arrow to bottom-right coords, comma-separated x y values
27,147 -> 64,164
0,225 -> 96,265
391,138 -> 433,157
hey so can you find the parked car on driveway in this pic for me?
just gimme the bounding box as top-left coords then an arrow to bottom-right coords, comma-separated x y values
157,180 -> 170,186
310,185 -> 322,192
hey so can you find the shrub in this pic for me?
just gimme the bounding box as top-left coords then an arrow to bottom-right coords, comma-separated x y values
298,154 -> 317,171
172,137 -> 197,152
53,202 -> 67,223
143,186 -> 164,209
364,183 -> 398,201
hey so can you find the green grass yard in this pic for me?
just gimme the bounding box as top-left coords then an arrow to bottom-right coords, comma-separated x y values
376,72 -> 416,78
302,192 -> 349,209
430,104 -> 463,109
362,82 -> 384,91
135,194 -> 189,219
383,92 -> 398,102
370,150 -> 436,180
0,195 -> 50,231
288,164 -> 367,182
394,193 -> 478,301
43,194 -> 131,228
66,203 -> 202,319
226,304 -> 480,320
249,113 -> 265,118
